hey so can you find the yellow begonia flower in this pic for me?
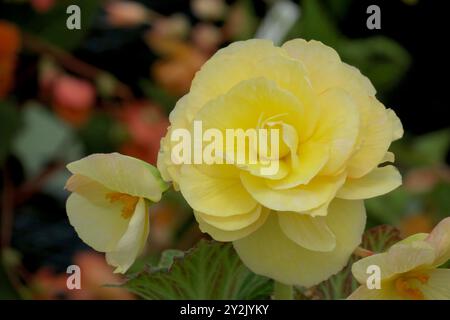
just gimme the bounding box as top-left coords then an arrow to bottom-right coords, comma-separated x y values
157,39 -> 403,286
65,153 -> 168,273
349,217 -> 450,300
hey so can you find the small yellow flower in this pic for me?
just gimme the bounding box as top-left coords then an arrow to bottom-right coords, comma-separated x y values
65,153 -> 168,273
158,39 -> 403,286
349,217 -> 450,300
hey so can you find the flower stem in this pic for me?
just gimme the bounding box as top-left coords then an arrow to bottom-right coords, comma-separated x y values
273,281 -> 293,300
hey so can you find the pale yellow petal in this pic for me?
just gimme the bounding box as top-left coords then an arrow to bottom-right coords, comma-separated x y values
233,199 -> 366,287
187,39 -> 287,122
346,98 -> 393,178
66,178 -> 129,252
106,198 -> 149,273
387,109 -> 404,141
179,165 -> 257,216
425,217 -> 450,267
352,241 -> 436,284
337,165 -> 402,200
420,269 -> 450,300
195,206 -> 270,242
248,55 -> 319,141
240,171 -> 345,212
67,153 -> 168,202
381,151 -> 395,163
313,87 -> 360,175
282,39 -> 376,96
196,206 -> 262,231
267,142 -> 329,189
277,212 -> 336,252
347,283 -> 402,300
194,77 -> 304,140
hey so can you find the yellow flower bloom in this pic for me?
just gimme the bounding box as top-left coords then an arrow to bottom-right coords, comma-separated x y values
349,218 -> 450,300
65,153 -> 168,273
158,39 -> 403,286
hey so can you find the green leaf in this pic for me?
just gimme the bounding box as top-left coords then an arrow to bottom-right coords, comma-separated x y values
139,79 -> 177,114
303,225 -> 401,300
122,240 -> 273,300
338,36 -> 411,94
12,103 -> 82,178
390,129 -> 450,168
413,130 -> 450,166
1,1 -> 100,50
365,188 -> 416,225
78,112 -> 127,154
286,0 -> 341,46
156,249 -> 185,269
26,0 -> 100,50
0,101 -> 21,165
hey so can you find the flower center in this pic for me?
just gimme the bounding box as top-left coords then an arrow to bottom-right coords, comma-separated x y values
105,192 -> 139,219
394,271 -> 429,300
257,113 -> 292,159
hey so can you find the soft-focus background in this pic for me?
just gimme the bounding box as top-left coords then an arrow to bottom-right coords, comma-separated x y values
0,0 -> 448,299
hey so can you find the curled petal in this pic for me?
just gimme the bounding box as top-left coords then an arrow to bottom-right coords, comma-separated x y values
179,165 -> 257,216
337,165 -> 402,200
106,198 -> 149,273
195,207 -> 269,242
67,153 -> 167,202
426,217 -> 450,267
241,171 -> 345,213
277,212 -> 336,252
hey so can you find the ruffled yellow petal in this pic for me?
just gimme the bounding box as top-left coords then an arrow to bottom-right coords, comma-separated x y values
179,165 -> 257,216
282,39 -> 376,97
267,141 -> 329,189
196,205 -> 262,231
313,87 -> 360,175
346,98 -> 393,178
188,39 -> 287,123
195,207 -> 270,242
277,212 -> 336,252
194,77 -> 304,142
240,171 -> 345,212
387,109 -> 404,141
248,55 -> 319,141
233,199 -> 366,287
425,217 -> 450,267
337,165 -> 402,200
106,197 -> 149,273
67,153 -> 167,202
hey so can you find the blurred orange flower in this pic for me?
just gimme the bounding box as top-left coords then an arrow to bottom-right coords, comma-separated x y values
30,0 -> 56,13
151,41 -> 207,96
404,166 -> 450,193
119,101 -> 169,164
400,213 -> 434,238
52,75 -> 95,126
105,1 -> 150,27
0,20 -> 21,99
31,251 -> 135,300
